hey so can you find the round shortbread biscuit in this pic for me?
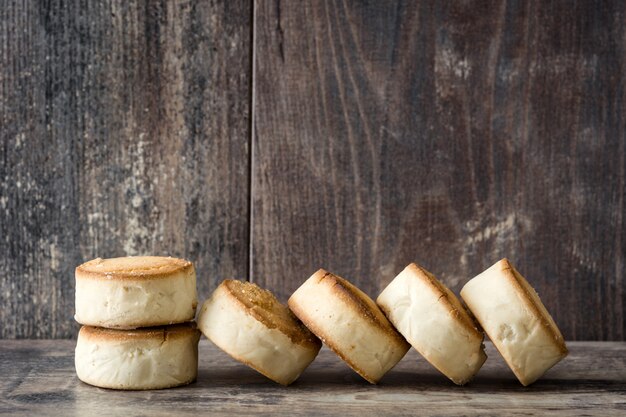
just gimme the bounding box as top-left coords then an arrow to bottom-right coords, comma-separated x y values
288,269 -> 410,384
377,263 -> 487,385
75,323 -> 200,390
460,259 -> 568,386
197,280 -> 321,386
75,256 -> 197,329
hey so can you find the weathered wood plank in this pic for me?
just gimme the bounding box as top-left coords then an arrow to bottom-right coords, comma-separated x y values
2,0 -> 625,341
0,340 -> 624,416
251,0 -> 626,340
0,1 -> 251,338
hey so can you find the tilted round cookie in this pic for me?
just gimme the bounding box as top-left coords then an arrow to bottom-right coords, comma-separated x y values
377,263 -> 487,385
75,256 -> 197,329
460,259 -> 568,386
75,323 -> 200,390
197,280 -> 321,386
288,269 -> 410,384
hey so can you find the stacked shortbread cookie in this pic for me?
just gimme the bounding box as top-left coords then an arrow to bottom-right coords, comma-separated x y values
74,256 -> 200,390
377,263 -> 487,385
460,259 -> 568,385
197,280 -> 322,385
288,270 -> 410,383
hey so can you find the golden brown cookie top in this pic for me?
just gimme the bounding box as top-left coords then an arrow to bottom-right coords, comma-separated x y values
221,279 -> 321,349
76,256 -> 194,280
79,322 -> 200,342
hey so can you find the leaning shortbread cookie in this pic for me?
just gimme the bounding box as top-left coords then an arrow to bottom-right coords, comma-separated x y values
377,263 -> 487,384
75,256 -> 197,329
197,280 -> 321,385
288,269 -> 410,384
75,323 -> 200,390
460,259 -> 568,386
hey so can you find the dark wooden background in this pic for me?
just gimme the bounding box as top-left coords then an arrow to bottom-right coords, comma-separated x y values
1,0 -> 624,340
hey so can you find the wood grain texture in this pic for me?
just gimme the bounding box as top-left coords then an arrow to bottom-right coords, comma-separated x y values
0,1 -> 251,338
1,0 -> 625,340
0,340 -> 624,416
251,0 -> 626,340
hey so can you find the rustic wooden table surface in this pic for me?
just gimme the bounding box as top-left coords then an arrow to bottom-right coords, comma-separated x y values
0,340 -> 624,416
